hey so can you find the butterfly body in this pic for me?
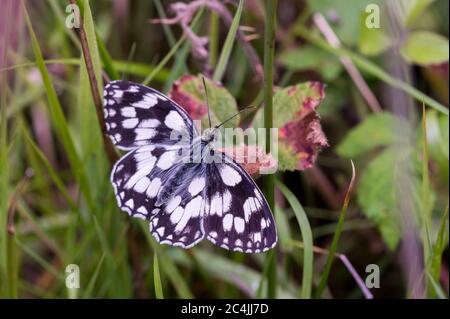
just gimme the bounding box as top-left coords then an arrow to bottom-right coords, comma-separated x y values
104,80 -> 277,253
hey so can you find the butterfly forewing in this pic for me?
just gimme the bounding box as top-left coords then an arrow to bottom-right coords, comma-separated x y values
105,80 -> 277,253
104,80 -> 197,150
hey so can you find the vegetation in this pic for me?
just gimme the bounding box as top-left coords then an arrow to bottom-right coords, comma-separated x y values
0,0 -> 448,299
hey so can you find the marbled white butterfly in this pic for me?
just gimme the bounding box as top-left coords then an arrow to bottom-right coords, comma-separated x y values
104,80 -> 277,253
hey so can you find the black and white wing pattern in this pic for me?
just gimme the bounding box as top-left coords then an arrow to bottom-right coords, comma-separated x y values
204,153 -> 277,253
106,80 -> 196,226
104,80 -> 197,150
105,80 -> 277,253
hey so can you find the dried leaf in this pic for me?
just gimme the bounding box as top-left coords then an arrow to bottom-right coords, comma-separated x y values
275,82 -> 328,171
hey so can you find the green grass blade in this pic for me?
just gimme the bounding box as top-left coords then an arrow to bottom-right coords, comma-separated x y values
83,253 -> 106,298
429,205 -> 449,296
213,0 -> 245,82
21,126 -> 77,210
276,179 -> 313,298
421,105 -> 433,296
139,222 -> 193,298
153,252 -> 164,299
23,4 -> 94,211
315,161 -> 356,298
426,271 -> 448,299
96,33 -> 119,80
15,239 -> 64,283
82,0 -> 103,93
0,0 -> 13,297
1,59 -> 170,82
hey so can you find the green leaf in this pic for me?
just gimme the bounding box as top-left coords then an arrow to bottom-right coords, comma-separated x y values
358,12 -> 391,56
337,112 -> 410,158
400,31 -> 449,66
425,111 -> 449,184
169,75 -> 239,128
295,26 -> 449,116
279,47 -> 342,80
403,0 -> 436,27
357,147 -> 421,249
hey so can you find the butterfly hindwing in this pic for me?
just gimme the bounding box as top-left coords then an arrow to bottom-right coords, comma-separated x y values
149,164 -> 207,248
104,80 -> 196,150
204,153 -> 277,253
111,145 -> 185,220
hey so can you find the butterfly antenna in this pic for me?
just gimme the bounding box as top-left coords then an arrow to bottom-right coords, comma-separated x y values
214,106 -> 256,130
202,76 -> 212,129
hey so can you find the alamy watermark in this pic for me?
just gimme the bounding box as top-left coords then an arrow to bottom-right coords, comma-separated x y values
365,264 -> 380,289
65,4 -> 80,29
365,4 -> 381,29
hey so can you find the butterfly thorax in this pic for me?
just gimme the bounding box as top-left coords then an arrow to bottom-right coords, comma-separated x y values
201,127 -> 218,144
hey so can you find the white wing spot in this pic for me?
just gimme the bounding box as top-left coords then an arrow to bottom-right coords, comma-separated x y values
170,206 -> 184,224
137,206 -> 148,215
128,86 -> 139,93
121,107 -> 136,117
234,217 -> 245,234
223,214 -> 233,232
210,193 -> 223,217
222,190 -> 232,213
261,218 -> 268,229
219,165 -> 242,186
156,227 -> 165,237
166,196 -> 182,213
125,199 -> 134,209
139,119 -> 160,128
133,93 -> 158,109
209,231 -> 218,238
164,110 -> 185,131
135,128 -> 156,140
188,177 -> 205,196
134,177 -> 150,193
113,91 -> 123,98
122,118 -> 139,129
146,178 -> 161,198
157,151 -> 177,170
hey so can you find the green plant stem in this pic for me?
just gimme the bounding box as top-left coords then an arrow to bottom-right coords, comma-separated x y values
263,0 -> 278,299
71,0 -> 118,165
209,11 -> 219,67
